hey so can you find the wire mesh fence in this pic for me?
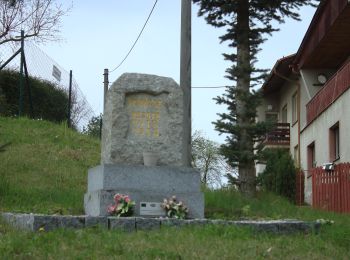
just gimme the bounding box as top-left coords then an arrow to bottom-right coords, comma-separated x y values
0,41 -> 95,130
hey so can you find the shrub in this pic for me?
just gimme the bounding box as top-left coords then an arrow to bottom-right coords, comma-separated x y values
0,69 -> 69,123
258,149 -> 296,202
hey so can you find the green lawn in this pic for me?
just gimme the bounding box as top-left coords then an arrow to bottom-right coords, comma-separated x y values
0,117 -> 100,215
0,117 -> 349,259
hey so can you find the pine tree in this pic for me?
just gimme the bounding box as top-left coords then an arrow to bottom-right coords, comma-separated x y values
193,0 -> 318,197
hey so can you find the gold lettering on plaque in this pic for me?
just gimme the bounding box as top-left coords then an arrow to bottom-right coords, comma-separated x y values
128,97 -> 162,138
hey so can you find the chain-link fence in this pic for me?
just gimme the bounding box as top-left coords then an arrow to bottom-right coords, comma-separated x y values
0,40 -> 95,130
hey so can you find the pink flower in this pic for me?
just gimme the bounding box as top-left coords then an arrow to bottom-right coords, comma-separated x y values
114,193 -> 122,202
107,205 -> 116,213
124,196 -> 131,203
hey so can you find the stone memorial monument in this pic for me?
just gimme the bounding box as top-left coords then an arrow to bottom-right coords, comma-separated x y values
84,73 -> 204,218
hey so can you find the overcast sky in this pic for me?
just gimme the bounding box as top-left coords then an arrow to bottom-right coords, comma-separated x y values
40,1 -> 317,143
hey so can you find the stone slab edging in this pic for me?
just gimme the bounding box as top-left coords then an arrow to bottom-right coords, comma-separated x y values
1,213 -> 320,234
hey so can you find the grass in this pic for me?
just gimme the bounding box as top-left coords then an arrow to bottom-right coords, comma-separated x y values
0,117 -> 100,214
1,221 -> 349,259
0,117 -> 350,259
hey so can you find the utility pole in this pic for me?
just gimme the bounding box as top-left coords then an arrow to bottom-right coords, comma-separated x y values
180,0 -> 191,167
103,68 -> 109,112
101,68 -> 109,139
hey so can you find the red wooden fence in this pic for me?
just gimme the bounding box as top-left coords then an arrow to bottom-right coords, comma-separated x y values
311,163 -> 350,213
296,171 -> 304,206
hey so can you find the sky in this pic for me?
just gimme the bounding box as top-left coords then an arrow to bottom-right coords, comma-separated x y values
39,0 -> 318,143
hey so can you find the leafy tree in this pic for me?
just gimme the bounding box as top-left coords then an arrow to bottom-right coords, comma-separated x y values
191,131 -> 228,188
193,0 -> 318,197
0,0 -> 70,45
83,114 -> 103,138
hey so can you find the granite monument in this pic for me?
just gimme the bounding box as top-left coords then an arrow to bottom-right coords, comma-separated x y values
84,73 -> 204,218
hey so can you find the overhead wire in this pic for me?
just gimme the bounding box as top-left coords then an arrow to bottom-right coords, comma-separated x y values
192,86 -> 226,89
109,0 -> 159,73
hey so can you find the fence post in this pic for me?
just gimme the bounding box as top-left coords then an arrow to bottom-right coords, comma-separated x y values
18,30 -> 25,116
23,51 -> 34,118
67,70 -> 73,128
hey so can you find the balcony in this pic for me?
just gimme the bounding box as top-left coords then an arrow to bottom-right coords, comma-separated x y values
306,58 -> 350,125
262,123 -> 290,149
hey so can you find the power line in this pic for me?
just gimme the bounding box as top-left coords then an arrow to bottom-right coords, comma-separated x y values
192,86 -> 226,89
109,0 -> 159,73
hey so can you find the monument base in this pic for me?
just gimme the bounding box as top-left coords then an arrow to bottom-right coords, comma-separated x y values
84,164 -> 204,219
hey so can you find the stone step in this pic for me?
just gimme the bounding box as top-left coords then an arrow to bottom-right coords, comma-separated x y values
1,212 -> 321,234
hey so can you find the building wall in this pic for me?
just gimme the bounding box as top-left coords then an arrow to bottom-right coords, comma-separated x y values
277,81 -> 298,158
256,81 -> 298,175
256,91 -> 280,121
300,88 -> 350,204
256,91 -> 280,176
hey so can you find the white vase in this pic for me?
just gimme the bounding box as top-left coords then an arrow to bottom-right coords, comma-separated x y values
143,152 -> 158,166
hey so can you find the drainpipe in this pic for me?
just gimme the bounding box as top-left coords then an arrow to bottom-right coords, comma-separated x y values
299,70 -> 312,101
297,83 -> 301,169
290,65 -> 303,203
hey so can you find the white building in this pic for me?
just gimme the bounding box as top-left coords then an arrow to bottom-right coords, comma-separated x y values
257,0 -> 350,204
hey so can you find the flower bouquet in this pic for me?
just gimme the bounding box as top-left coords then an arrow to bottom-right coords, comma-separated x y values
161,195 -> 189,219
107,193 -> 135,217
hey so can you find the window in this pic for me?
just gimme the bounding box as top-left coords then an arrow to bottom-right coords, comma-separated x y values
329,122 -> 340,161
292,92 -> 298,124
294,145 -> 299,166
282,105 -> 287,123
307,142 -> 316,170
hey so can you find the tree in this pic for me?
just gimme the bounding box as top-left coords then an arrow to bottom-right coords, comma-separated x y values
83,114 -> 103,138
191,131 -> 228,188
258,149 -> 296,202
0,0 -> 69,45
193,0 -> 318,197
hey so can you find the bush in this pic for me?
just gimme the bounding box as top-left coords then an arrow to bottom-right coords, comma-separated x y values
0,69 -> 69,123
258,149 -> 296,202
82,114 -> 102,138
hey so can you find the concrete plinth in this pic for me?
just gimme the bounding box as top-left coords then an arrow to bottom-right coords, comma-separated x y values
84,164 -> 204,219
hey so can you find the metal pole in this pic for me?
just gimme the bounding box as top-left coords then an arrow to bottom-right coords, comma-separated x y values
103,68 -> 109,112
18,30 -> 25,116
68,70 -> 73,128
0,49 -> 21,71
23,54 -> 34,118
180,0 -> 191,167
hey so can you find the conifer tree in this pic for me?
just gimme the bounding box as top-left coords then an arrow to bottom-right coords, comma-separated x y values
193,0 -> 318,197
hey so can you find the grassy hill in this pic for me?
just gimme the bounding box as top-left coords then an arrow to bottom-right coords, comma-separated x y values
0,117 -> 100,214
0,117 -> 349,259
